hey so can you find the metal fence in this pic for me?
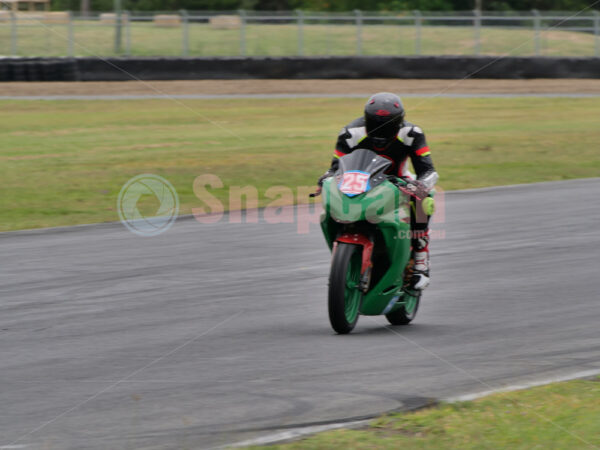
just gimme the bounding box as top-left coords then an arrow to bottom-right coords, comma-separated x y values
0,9 -> 599,58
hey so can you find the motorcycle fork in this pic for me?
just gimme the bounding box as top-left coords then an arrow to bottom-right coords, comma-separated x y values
335,233 -> 374,293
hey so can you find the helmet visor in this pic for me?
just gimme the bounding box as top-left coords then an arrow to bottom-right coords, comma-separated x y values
366,116 -> 400,141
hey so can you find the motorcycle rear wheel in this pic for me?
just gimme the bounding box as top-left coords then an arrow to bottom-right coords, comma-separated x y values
385,291 -> 420,325
328,243 -> 362,334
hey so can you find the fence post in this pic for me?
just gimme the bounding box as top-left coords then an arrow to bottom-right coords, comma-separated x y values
413,10 -> 421,56
124,10 -> 131,56
296,9 -> 304,56
532,9 -> 541,56
67,11 -> 74,56
593,10 -> 600,57
10,11 -> 17,56
114,0 -> 123,54
46,13 -> 52,55
473,9 -> 481,55
354,9 -> 362,55
326,13 -> 331,56
239,9 -> 246,56
181,9 -> 189,57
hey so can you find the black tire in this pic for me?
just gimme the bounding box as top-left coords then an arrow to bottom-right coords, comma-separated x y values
328,243 -> 362,334
385,292 -> 420,325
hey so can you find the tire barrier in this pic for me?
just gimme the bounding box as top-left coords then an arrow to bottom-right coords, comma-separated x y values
0,58 -> 79,81
0,56 -> 599,81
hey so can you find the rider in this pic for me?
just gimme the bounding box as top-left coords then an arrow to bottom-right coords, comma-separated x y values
316,92 -> 439,290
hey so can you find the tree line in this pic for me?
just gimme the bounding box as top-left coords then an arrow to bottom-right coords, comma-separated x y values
52,0 -> 600,13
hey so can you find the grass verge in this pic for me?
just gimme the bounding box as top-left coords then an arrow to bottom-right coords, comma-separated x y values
247,376 -> 600,449
1,96 -> 600,231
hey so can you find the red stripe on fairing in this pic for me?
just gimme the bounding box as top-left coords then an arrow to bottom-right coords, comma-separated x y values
416,146 -> 430,156
334,149 -> 345,157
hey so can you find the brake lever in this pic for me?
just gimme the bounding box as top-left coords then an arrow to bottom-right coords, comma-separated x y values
398,186 -> 423,201
390,177 -> 424,201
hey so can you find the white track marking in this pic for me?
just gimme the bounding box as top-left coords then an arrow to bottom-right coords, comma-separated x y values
225,420 -> 369,448
446,367 -> 600,403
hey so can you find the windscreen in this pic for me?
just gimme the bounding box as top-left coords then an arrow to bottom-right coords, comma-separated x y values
336,149 -> 392,197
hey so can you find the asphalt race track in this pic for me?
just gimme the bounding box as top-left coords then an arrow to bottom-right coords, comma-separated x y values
2,178 -> 600,449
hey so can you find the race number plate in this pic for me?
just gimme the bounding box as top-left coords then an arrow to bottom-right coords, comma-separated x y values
339,171 -> 371,197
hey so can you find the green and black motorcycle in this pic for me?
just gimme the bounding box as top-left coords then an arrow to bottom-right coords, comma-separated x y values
318,149 -> 433,334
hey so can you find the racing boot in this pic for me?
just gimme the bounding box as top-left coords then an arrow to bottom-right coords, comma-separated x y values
411,232 -> 430,290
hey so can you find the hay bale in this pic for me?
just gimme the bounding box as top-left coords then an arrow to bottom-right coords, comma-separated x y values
210,15 -> 241,29
153,14 -> 180,27
43,11 -> 70,24
99,12 -> 128,24
15,12 -> 45,23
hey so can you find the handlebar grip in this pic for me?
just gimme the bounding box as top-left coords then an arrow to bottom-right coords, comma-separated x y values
387,175 -> 408,188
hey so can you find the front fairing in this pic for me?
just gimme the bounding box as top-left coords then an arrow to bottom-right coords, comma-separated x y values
321,149 -> 411,240
325,178 -> 408,225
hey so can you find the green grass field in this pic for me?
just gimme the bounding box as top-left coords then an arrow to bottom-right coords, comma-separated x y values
1,96 -> 599,231
248,377 -> 600,449
0,22 -> 598,57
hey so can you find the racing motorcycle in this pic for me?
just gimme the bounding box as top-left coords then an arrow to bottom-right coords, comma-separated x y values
316,149 -> 434,334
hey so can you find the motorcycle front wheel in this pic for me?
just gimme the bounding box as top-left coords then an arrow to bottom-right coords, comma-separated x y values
328,242 -> 362,334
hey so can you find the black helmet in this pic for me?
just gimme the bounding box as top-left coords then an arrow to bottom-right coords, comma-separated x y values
364,92 -> 405,148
